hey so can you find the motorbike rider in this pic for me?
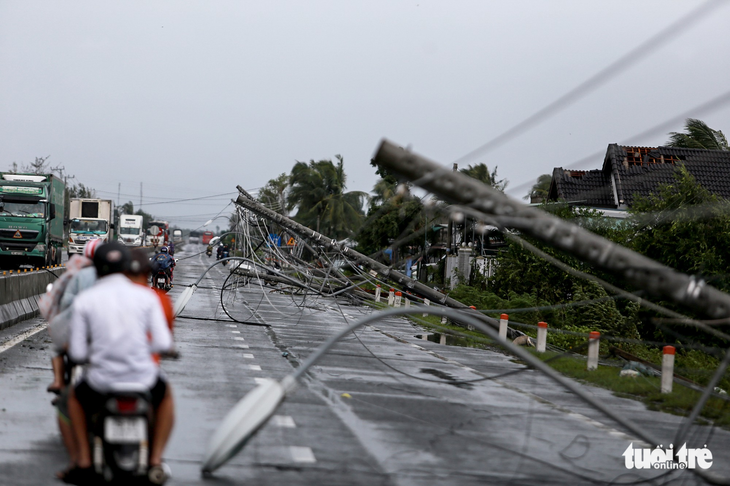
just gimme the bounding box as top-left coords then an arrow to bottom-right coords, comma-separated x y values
150,246 -> 176,287
38,239 -> 102,482
65,242 -> 175,485
206,244 -> 213,257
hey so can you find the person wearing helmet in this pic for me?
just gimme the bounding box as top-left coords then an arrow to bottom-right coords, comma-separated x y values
151,246 -> 176,289
38,239 -> 102,482
65,242 -> 175,484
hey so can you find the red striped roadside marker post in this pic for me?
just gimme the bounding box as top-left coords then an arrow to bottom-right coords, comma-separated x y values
537,322 -> 547,353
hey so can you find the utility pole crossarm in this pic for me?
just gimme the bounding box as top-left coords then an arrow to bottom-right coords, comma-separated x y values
373,139 -> 730,320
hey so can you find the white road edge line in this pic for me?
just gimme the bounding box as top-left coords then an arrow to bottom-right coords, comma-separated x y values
0,323 -> 47,354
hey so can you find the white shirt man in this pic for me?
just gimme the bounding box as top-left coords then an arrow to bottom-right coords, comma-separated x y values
68,273 -> 173,391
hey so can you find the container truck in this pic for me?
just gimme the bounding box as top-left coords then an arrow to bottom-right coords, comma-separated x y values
117,214 -> 144,247
67,198 -> 114,256
0,172 -> 65,268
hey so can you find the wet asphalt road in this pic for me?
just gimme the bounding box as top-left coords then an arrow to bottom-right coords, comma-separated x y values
1,244 -> 729,485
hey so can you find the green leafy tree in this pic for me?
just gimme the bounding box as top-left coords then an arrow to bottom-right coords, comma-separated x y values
357,197 -> 424,258
666,118 -> 728,151
258,173 -> 290,216
628,164 -> 730,289
68,183 -> 96,198
356,160 -> 425,259
525,174 -> 552,202
287,155 -> 366,239
459,163 -> 508,192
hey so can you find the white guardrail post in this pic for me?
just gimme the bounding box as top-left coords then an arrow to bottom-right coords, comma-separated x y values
499,313 -> 509,342
587,331 -> 600,371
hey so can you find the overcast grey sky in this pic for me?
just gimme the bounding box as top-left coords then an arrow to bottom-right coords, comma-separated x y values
2,1 -> 729,229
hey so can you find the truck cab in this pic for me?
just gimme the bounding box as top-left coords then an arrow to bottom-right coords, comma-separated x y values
0,173 -> 65,268
117,214 -> 144,247
67,199 -> 114,255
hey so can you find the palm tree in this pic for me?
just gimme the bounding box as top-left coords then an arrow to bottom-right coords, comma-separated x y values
287,155 -> 367,239
525,174 -> 552,203
257,173 -> 290,216
666,118 -> 728,151
459,163 -> 508,191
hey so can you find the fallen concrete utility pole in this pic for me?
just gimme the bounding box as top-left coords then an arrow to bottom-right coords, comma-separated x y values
237,187 -> 353,287
372,139 -> 730,321
233,192 -> 516,336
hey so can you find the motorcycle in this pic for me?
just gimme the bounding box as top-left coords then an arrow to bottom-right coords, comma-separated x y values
153,270 -> 171,291
220,248 -> 230,266
88,384 -> 162,484
205,247 -> 212,257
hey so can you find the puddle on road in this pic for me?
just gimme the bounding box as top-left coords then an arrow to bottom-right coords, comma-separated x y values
415,333 -> 491,351
420,368 -> 474,389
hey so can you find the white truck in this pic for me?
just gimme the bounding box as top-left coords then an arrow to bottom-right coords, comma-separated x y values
67,198 -> 114,255
117,214 -> 144,247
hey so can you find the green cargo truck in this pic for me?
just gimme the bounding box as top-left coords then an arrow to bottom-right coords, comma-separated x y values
0,173 -> 65,268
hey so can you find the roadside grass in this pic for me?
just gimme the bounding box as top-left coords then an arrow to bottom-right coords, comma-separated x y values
534,351 -> 730,428
398,312 -> 730,429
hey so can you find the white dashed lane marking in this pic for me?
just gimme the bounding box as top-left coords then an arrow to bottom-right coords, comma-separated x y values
272,415 -> 296,428
231,331 -> 241,334
290,446 -> 316,463
242,353 -> 254,359
254,377 -> 267,385
248,364 -> 262,371
233,337 -> 245,341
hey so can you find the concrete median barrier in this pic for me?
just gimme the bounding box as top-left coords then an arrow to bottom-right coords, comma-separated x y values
0,267 -> 66,331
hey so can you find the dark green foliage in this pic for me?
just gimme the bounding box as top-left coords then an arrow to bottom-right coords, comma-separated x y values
525,173 -> 552,202
629,165 -> 730,292
459,163 -> 507,192
356,197 -> 423,258
666,118 -> 728,151
258,173 -> 290,215
287,155 -> 366,239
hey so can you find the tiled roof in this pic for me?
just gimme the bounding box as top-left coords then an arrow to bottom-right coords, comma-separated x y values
548,167 -> 614,206
548,144 -> 730,208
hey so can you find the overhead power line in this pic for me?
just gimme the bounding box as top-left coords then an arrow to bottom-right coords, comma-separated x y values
453,0 -> 726,168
